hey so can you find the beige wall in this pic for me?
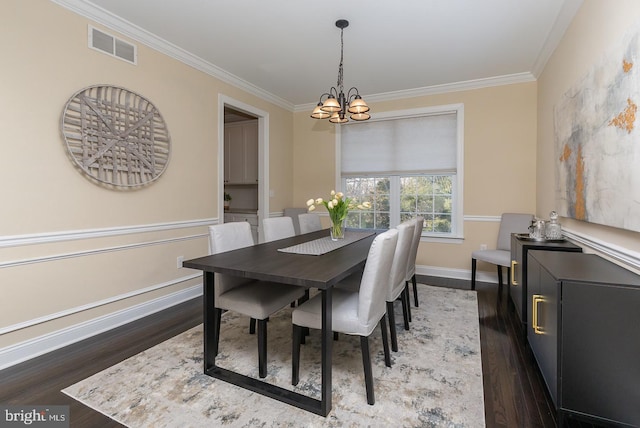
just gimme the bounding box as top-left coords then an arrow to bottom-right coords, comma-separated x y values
8,0 -> 640,361
538,0 -> 640,264
0,0 -> 293,349
293,83 -> 538,272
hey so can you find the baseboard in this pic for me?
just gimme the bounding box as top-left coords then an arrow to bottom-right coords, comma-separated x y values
0,285 -> 202,371
418,264 -> 498,284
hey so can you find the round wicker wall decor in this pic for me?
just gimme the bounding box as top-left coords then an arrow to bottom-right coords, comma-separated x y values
61,85 -> 171,188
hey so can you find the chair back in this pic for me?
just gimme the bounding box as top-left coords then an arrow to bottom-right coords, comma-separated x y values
262,217 -> 296,242
387,222 -> 415,301
357,229 -> 398,334
208,222 -> 255,297
298,213 -> 322,234
283,207 -> 307,235
496,213 -> 533,251
406,216 -> 424,281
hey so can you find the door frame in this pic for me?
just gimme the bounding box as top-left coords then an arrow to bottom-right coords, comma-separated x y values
218,95 -> 269,242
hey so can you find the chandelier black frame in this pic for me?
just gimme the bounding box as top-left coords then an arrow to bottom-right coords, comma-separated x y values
310,19 -> 370,124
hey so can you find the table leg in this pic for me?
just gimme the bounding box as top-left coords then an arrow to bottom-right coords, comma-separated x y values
202,272 -> 331,416
320,287 -> 333,415
204,271 -> 217,372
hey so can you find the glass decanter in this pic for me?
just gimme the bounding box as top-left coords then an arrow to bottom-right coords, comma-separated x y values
545,210 -> 562,240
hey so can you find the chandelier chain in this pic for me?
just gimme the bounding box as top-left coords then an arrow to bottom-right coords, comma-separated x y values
337,28 -> 344,91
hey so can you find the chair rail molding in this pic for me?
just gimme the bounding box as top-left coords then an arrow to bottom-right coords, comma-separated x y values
464,215 -> 502,222
0,218 -> 217,248
563,228 -> 640,272
0,234 -> 207,269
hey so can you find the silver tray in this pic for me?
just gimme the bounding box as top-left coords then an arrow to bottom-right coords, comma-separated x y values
515,233 -> 565,243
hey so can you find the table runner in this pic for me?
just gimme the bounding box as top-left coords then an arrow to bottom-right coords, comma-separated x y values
278,230 -> 375,256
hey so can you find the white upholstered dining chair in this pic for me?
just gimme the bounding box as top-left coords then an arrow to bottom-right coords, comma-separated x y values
262,216 -> 296,242
298,213 -> 323,234
406,216 -> 424,307
291,228 -> 398,405
386,221 -> 415,352
471,212 -> 533,291
208,222 -> 305,378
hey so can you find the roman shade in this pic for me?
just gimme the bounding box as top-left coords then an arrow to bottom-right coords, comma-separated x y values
341,112 -> 457,176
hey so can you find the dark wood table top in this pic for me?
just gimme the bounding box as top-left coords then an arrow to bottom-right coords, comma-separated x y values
182,229 -> 378,289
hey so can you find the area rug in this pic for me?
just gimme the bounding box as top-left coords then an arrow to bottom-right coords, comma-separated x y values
63,284 -> 485,427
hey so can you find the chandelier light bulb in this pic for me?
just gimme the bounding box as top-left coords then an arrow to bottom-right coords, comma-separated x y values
311,103 -> 331,119
321,96 -> 341,113
350,112 -> 371,121
329,112 -> 349,124
348,96 -> 370,114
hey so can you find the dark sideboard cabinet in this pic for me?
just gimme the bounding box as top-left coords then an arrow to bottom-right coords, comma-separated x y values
509,234 -> 582,332
527,250 -> 640,427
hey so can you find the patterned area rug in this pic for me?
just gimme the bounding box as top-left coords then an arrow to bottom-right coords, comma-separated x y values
63,285 -> 485,427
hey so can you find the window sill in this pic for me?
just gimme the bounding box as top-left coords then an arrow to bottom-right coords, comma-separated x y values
420,235 -> 464,244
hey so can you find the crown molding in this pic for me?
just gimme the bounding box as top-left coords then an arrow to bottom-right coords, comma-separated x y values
50,0 -> 294,111
51,0 -> 571,115
293,72 -> 537,113
531,0 -> 584,77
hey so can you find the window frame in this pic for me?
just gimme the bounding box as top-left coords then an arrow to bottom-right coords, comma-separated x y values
335,104 -> 464,240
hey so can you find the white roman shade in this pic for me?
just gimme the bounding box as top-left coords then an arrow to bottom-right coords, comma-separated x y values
341,112 -> 457,176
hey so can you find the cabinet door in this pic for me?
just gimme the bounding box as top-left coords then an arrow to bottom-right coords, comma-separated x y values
224,129 -> 232,183
226,126 -> 245,184
528,255 -> 559,406
510,235 -> 524,322
243,121 -> 258,183
562,282 -> 640,425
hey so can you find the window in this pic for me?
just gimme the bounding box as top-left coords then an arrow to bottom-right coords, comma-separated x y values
339,105 -> 464,238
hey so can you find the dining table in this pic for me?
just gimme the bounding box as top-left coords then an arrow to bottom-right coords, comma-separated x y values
182,227 -> 378,416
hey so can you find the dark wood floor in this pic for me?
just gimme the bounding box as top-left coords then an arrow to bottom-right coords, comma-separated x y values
476,281 -> 603,428
0,282 -> 602,427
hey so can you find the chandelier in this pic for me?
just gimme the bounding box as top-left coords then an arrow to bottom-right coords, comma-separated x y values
310,19 -> 370,124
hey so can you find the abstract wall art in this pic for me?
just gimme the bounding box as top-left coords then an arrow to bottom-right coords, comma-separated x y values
555,23 -> 640,232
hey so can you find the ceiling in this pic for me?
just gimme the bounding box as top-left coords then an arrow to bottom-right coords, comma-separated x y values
56,0 -> 583,110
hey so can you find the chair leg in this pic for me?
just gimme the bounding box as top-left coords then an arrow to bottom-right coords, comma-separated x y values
292,324 -> 302,385
249,318 -> 256,334
292,289 -> 310,307
401,288 -> 410,331
380,316 -> 391,368
497,265 -> 503,293
257,319 -> 267,378
471,258 -> 477,290
386,301 -> 398,352
412,274 -> 419,307
405,283 -> 412,322
360,336 -> 375,405
213,308 -> 222,356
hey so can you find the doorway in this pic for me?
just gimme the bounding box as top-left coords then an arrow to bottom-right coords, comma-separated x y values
219,95 -> 269,242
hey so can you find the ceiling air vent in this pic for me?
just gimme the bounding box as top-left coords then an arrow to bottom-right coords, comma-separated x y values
88,25 -> 137,65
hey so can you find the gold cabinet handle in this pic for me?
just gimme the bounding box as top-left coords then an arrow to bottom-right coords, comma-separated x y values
532,294 -> 545,335
511,260 -> 518,285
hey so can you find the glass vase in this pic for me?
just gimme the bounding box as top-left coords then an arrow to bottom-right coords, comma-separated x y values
330,220 -> 345,241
